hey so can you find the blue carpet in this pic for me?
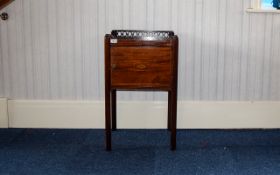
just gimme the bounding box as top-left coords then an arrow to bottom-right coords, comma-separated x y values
1,129 -> 280,175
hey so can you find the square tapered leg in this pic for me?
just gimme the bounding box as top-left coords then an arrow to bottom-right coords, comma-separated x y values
105,89 -> 112,151
170,90 -> 177,151
111,90 -> 117,131
168,91 -> 172,131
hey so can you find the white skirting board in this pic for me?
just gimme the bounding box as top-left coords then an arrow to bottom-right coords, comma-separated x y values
6,100 -> 280,129
0,98 -> 8,128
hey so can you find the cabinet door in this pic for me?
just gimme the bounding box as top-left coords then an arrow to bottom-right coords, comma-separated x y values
110,46 -> 172,89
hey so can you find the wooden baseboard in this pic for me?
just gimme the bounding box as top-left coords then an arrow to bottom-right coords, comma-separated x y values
6,100 -> 280,129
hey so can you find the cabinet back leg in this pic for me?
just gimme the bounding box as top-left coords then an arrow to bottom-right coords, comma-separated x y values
105,89 -> 112,151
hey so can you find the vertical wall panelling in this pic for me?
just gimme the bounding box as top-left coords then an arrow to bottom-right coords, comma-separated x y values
6,1 -> 17,98
170,0 -> 178,32
81,0 -> 99,99
30,0 -> 42,98
270,14 -> 280,100
276,14 -> 280,100
201,0 -> 219,100
13,0 -> 26,98
248,14 -> 265,100
176,1 -> 187,99
0,12 -> 3,97
247,14 -> 263,99
0,0 -> 279,101
22,0 -> 34,99
223,0 -> 236,100
276,15 -> 280,100
239,0 -> 250,100
201,0 -> 210,100
225,0 -> 243,100
193,0 -> 203,100
0,4 -> 10,98
48,0 -> 60,99
72,0 -> 82,99
262,14 -> 273,100
57,0 -> 75,98
39,0 -> 50,99
0,34 -> 2,97
57,0 -> 75,99
122,0 -> 129,29
90,0 -> 99,100
97,0 -> 106,100
130,0 -> 146,30
30,0 -> 51,99
154,0 -> 170,30
107,0 -> 122,31
146,0 -> 154,30
187,0 -> 196,100
216,0 -> 227,100
207,0 -> 219,100
253,14 -> 266,100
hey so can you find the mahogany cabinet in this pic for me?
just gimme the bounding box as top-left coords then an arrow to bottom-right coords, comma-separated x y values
104,30 -> 178,150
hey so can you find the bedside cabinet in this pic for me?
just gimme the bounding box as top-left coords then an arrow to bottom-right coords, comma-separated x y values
104,30 -> 178,150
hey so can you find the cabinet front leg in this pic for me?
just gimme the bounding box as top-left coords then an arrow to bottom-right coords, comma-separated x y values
168,91 -> 172,131
170,90 -> 177,151
111,90 -> 117,131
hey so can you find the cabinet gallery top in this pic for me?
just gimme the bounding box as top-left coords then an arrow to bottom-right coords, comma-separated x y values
110,30 -> 175,40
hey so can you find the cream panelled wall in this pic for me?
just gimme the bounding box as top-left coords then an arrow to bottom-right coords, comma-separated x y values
0,0 -> 279,100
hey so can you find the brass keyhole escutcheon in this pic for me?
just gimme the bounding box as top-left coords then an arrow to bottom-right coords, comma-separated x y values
111,64 -> 116,70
